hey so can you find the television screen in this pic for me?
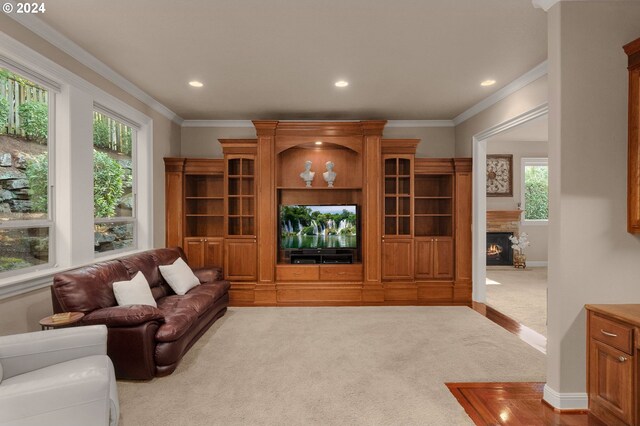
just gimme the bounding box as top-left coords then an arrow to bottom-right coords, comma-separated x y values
280,205 -> 357,249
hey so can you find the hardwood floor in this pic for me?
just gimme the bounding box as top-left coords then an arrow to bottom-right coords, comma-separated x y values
451,306 -> 603,425
447,382 -> 606,426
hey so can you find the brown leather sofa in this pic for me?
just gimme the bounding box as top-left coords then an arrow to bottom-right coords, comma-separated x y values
51,247 -> 230,380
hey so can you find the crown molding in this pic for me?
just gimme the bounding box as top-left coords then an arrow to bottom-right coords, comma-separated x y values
452,61 -> 548,126
533,0 -> 602,12
5,4 -> 184,125
532,0 -> 559,11
182,120 -> 254,128
387,120 -> 454,128
182,119 -> 454,128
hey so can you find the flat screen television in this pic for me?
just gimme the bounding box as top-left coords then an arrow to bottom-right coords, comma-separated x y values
279,204 -> 358,250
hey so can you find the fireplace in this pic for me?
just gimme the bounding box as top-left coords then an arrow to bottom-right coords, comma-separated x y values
486,232 -> 513,266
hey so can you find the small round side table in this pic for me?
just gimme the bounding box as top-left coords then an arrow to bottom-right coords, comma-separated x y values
39,312 -> 85,330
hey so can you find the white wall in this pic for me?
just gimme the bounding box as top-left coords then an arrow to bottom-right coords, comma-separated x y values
455,76 -> 548,157
181,125 -> 456,158
546,0 -> 640,403
384,126 -> 456,158
487,140 -> 548,262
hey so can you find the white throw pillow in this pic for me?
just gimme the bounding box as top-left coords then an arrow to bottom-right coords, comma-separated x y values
159,257 -> 200,296
112,271 -> 157,307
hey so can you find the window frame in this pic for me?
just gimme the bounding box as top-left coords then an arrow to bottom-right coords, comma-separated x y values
520,157 -> 549,225
92,106 -> 138,257
0,64 -> 56,278
0,32 -> 155,299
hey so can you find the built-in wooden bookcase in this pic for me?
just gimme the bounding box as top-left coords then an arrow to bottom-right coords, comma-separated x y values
184,174 -> 224,237
275,138 -> 364,265
414,175 -> 453,237
165,124 -> 472,306
164,158 -> 225,270
226,156 -> 255,237
218,141 -> 258,284
383,156 -> 412,237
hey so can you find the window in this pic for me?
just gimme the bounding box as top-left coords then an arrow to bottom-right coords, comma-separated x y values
0,67 -> 53,275
93,110 -> 136,254
521,158 -> 548,222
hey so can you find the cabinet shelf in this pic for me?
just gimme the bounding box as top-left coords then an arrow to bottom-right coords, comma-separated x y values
186,214 -> 224,217
276,186 -> 362,190
415,214 -> 452,217
185,196 -> 224,200
414,196 -> 452,200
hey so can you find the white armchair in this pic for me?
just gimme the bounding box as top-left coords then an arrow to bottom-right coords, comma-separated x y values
0,325 -> 119,426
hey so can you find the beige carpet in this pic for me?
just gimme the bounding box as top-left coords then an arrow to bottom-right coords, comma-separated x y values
486,267 -> 547,337
117,307 -> 545,426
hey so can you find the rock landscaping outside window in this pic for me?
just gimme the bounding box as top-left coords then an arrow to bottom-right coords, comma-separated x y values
93,110 -> 136,254
0,67 -> 52,274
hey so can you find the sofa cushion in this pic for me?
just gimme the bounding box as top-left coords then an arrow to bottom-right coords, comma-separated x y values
153,247 -> 185,267
155,299 -> 198,343
188,281 -> 231,304
53,261 -> 129,312
192,267 -> 223,284
119,252 -> 163,288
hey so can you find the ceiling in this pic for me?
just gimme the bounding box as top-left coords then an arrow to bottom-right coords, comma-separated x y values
37,0 -> 547,121
489,114 -> 548,143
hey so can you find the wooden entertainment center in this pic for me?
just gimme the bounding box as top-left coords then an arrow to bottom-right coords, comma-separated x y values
165,121 -> 472,306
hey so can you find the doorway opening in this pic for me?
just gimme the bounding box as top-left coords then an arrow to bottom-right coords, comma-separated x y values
472,105 -> 548,351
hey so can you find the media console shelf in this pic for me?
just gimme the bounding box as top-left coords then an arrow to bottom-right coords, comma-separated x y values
165,121 -> 471,306
287,249 -> 355,264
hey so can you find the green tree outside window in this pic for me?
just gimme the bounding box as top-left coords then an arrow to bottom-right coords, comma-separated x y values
524,165 -> 548,220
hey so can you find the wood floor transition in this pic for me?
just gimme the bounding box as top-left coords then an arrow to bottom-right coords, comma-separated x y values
446,382 -> 605,426
451,305 -> 603,425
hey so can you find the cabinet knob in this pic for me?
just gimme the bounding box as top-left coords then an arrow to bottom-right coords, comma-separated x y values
619,356 -> 628,362
600,329 -> 618,338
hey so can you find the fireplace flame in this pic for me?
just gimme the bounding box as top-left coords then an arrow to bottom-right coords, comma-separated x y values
487,244 -> 502,256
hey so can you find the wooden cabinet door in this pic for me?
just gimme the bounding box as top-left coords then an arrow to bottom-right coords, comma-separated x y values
434,237 -> 453,279
184,238 -> 204,269
204,238 -> 223,269
382,240 -> 413,281
225,239 -> 257,281
414,238 -> 433,279
589,340 -> 633,425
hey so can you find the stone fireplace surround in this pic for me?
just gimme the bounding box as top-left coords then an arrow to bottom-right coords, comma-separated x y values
486,210 -> 523,266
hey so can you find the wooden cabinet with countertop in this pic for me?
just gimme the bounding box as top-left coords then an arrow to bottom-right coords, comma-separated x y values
585,304 -> 640,426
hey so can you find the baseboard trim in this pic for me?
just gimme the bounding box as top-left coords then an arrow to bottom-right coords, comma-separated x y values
526,261 -> 548,267
543,385 -> 588,410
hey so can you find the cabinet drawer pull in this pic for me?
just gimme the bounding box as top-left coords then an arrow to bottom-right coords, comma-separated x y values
600,329 -> 618,337
618,356 -> 628,362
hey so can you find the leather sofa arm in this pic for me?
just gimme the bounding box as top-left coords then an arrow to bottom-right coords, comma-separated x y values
82,305 -> 164,327
193,267 -> 223,283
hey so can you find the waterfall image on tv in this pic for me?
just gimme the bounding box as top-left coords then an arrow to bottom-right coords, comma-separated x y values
280,205 -> 357,249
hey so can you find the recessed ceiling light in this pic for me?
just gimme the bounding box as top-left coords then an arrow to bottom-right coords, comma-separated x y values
334,80 -> 349,88
315,141 -> 323,145
189,81 -> 204,88
481,79 -> 496,87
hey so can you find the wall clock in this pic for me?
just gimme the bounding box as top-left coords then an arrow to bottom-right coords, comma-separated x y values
486,154 -> 513,197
